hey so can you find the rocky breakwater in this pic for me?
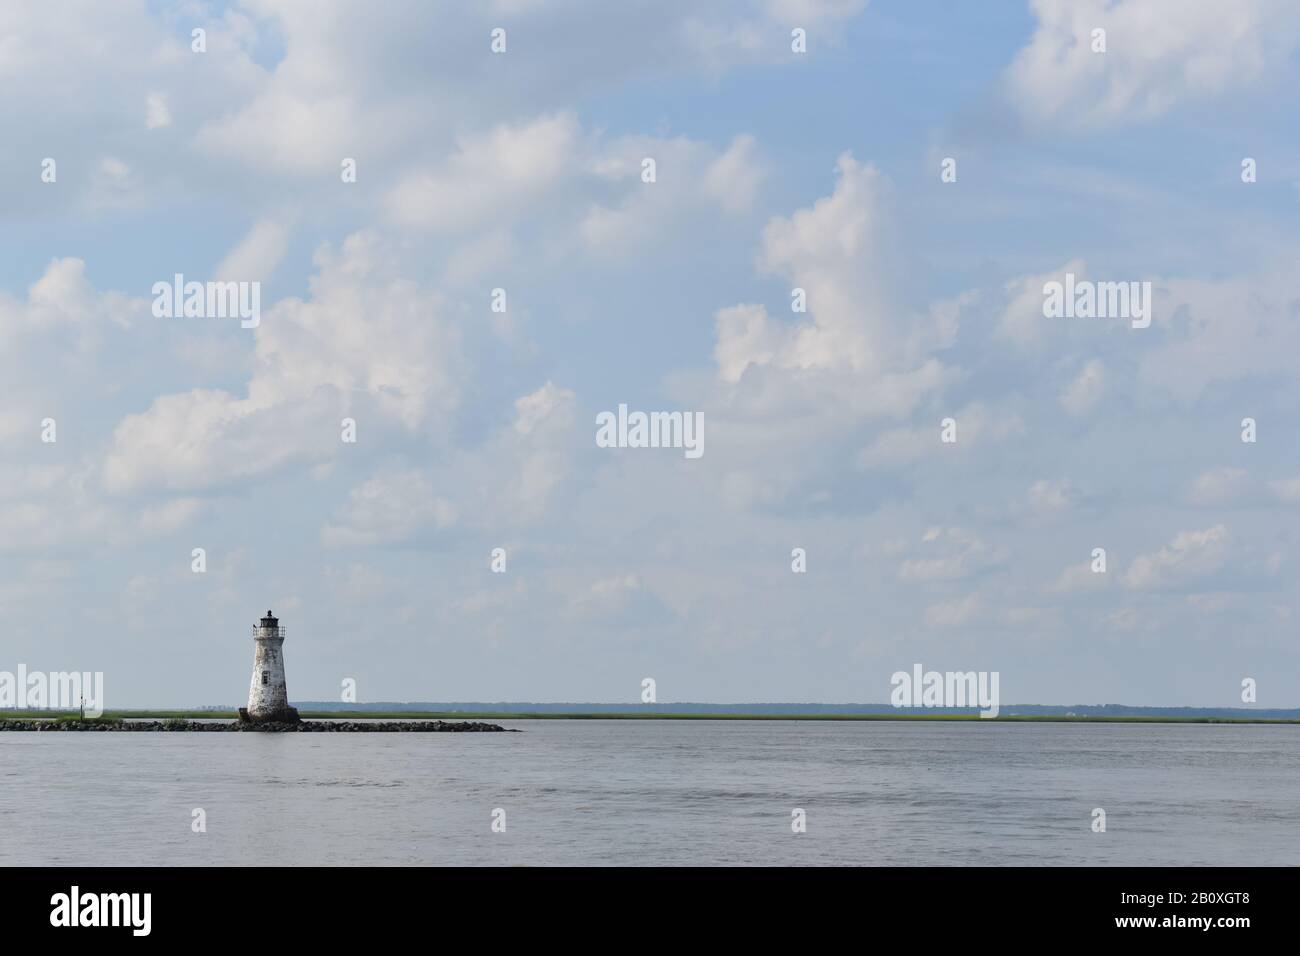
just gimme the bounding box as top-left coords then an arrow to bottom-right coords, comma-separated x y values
0,719 -> 514,732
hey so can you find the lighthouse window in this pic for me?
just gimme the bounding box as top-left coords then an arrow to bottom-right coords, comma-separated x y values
261,671 -> 268,686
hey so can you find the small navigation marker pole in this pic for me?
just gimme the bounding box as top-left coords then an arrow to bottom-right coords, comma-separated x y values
239,610 -> 300,724
79,694 -> 85,720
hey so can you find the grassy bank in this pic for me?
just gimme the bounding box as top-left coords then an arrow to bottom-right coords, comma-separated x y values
1,710 -> 1297,724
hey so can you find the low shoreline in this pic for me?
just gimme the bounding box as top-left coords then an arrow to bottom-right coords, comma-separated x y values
1,711 -> 1295,725
0,719 -> 514,733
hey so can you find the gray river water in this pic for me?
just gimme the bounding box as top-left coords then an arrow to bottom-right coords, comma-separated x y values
1,720 -> 1295,865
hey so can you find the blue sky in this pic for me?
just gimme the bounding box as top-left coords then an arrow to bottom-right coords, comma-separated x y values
2,0 -> 1298,708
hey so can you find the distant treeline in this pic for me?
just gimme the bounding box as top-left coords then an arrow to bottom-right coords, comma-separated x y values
285,701 -> 1300,719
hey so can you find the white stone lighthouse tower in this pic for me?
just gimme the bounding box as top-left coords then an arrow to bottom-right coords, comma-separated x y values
240,610 -> 299,723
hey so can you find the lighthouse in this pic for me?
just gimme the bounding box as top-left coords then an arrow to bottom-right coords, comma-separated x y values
240,610 -> 299,723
